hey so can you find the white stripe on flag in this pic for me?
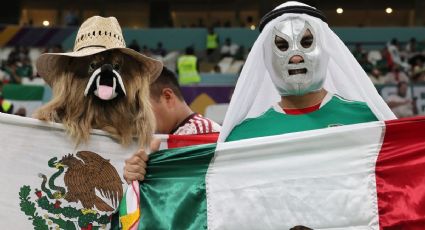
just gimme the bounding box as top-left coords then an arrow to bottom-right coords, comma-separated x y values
206,121 -> 385,230
0,113 -> 138,229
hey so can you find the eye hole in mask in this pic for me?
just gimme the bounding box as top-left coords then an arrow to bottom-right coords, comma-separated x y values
300,29 -> 314,48
274,35 -> 289,51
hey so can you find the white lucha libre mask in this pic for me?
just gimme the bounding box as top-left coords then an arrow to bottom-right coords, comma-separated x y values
268,17 -> 329,96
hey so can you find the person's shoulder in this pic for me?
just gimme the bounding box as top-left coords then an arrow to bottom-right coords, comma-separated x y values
191,113 -> 222,134
330,94 -> 378,121
332,94 -> 370,108
236,107 -> 277,125
225,107 -> 282,142
227,108 -> 277,133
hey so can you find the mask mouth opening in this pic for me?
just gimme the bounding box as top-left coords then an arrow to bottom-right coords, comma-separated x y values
288,68 -> 307,75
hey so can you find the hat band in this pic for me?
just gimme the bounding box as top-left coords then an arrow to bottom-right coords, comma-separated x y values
76,45 -> 107,52
259,5 -> 327,32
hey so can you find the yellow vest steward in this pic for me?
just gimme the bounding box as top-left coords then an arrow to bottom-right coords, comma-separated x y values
206,34 -> 218,49
1,100 -> 12,113
177,55 -> 201,85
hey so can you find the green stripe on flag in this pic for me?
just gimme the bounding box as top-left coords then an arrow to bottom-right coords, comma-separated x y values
119,191 -> 128,216
3,84 -> 44,101
138,143 -> 216,230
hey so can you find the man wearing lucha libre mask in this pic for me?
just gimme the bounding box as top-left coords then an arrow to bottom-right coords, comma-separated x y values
122,1 -> 398,184
220,1 -> 396,142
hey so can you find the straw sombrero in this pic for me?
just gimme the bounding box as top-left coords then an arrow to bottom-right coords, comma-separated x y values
36,16 -> 163,86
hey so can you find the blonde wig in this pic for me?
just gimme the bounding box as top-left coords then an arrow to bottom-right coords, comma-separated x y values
35,50 -> 155,147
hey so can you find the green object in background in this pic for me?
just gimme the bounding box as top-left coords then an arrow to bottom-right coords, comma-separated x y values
2,84 -> 44,101
206,34 -> 219,49
177,55 -> 201,85
16,65 -> 33,78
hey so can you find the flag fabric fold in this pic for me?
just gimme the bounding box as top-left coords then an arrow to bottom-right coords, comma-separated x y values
375,117 -> 425,229
119,117 -> 425,230
2,111 -> 425,229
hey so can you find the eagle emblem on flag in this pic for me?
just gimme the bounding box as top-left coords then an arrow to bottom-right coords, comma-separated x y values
19,151 -> 123,229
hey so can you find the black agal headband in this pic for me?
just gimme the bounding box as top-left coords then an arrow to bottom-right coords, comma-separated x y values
259,5 -> 327,32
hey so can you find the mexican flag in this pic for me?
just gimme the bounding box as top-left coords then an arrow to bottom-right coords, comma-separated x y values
119,117 -> 425,230
2,84 -> 45,116
0,113 -> 216,229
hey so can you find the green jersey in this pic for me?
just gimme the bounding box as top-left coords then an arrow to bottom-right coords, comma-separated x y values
226,94 -> 378,142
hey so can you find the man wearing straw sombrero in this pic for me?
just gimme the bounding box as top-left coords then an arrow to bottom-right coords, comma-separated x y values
35,16 -> 163,149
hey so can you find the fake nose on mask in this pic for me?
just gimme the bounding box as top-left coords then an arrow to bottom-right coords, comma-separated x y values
289,55 -> 304,64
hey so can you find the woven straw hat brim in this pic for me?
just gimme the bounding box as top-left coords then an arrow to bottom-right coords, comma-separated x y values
37,47 -> 163,86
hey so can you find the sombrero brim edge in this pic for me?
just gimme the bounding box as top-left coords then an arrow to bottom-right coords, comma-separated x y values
36,47 -> 163,86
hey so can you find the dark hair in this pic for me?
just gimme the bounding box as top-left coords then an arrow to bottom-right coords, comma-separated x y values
185,46 -> 195,55
150,67 -> 184,101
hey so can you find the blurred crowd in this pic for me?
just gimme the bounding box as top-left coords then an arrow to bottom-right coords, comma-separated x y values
0,44 -> 64,84
353,38 -> 425,85
1,35 -> 425,118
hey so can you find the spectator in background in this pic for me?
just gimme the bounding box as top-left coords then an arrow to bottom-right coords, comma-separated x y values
177,46 -> 201,85
16,57 -> 33,78
123,67 -> 221,182
22,47 -> 30,59
8,46 -> 21,63
0,81 -> 13,114
387,38 -> 409,71
384,64 -> 409,84
409,54 -> 425,70
386,81 -> 416,118
352,43 -> 365,61
141,45 -> 152,57
128,39 -> 141,52
380,47 -> 393,72
220,37 -> 239,58
412,66 -> 425,82
152,42 -> 167,57
358,53 -> 373,73
14,107 -> 26,117
405,37 -> 424,53
4,60 -> 21,84
368,67 -> 386,85
206,27 -> 219,59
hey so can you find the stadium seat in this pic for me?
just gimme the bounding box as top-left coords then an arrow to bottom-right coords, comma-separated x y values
227,60 -> 244,74
218,57 -> 234,73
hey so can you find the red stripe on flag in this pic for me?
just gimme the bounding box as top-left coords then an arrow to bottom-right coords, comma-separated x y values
167,133 -> 219,149
376,116 -> 425,229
